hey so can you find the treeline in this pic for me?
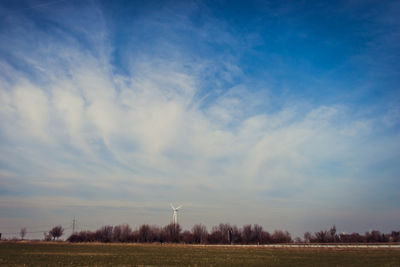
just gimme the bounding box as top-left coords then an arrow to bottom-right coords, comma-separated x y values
67,223 -> 400,244
68,223 -> 291,244
3,223 -> 398,244
303,225 -> 400,243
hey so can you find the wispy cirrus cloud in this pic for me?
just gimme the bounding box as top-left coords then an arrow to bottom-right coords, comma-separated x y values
0,0 -> 399,238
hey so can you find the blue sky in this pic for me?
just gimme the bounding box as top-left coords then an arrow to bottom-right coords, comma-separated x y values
0,0 -> 399,239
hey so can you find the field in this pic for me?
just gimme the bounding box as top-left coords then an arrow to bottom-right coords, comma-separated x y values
1,241 -> 400,266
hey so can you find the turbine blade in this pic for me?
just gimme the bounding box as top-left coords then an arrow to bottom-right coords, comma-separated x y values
176,205 -> 182,210
170,203 -> 175,209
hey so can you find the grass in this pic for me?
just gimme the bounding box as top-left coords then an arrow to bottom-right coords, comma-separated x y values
1,241 -> 400,266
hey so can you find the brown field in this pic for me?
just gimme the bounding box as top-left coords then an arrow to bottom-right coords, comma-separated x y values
1,241 -> 400,266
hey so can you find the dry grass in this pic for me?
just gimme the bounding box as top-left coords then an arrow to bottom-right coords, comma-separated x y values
1,241 -> 400,266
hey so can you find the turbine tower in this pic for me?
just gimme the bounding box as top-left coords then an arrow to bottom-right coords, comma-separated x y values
170,203 -> 182,225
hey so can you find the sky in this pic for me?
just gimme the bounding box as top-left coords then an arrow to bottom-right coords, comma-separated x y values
0,0 -> 399,239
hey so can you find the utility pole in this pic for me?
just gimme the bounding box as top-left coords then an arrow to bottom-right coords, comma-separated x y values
72,217 -> 76,234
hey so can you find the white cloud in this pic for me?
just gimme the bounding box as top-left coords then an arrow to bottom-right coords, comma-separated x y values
0,45 -> 397,193
12,82 -> 51,141
0,1 -> 399,236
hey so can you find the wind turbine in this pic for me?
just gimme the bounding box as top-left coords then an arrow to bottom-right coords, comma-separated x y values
170,203 -> 182,225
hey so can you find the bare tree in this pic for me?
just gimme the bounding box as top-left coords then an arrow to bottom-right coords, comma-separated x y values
391,231 -> 400,242
192,224 -> 208,244
339,232 -> 365,243
272,230 -> 292,243
366,230 -> 383,243
232,225 -> 242,244
95,225 -> 113,242
253,224 -> 263,244
210,223 -> 232,244
111,224 -> 133,242
112,225 -> 122,242
120,224 -> 132,242
218,223 -> 232,243
20,227 -> 27,240
314,230 -> 329,243
241,224 -> 253,244
181,230 -> 194,243
49,225 -> 64,240
163,223 -> 181,243
261,230 -> 271,244
138,224 -> 152,243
